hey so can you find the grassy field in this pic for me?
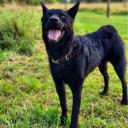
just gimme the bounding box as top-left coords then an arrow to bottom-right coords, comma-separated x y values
0,3 -> 128,128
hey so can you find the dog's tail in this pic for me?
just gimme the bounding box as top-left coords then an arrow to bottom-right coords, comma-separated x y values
99,25 -> 126,67
98,25 -> 119,39
98,25 -> 125,48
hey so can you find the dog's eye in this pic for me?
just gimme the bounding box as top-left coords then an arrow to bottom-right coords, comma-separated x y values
61,15 -> 66,19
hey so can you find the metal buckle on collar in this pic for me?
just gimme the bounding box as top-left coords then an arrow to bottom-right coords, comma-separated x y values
51,59 -> 59,64
51,54 -> 70,64
65,54 -> 69,61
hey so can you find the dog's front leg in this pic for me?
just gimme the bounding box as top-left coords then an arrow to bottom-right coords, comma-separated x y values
54,78 -> 67,125
70,83 -> 82,128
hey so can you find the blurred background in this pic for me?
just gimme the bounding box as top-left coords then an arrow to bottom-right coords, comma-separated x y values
0,0 -> 127,5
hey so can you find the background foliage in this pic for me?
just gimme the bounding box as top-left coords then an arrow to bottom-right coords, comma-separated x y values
0,0 -> 126,5
0,10 -> 36,55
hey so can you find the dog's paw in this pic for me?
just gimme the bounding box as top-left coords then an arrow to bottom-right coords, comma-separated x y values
60,115 -> 67,126
70,124 -> 78,128
121,99 -> 128,105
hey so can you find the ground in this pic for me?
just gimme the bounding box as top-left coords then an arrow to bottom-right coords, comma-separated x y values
0,3 -> 128,128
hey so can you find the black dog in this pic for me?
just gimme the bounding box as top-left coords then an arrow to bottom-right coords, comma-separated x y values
41,2 -> 127,128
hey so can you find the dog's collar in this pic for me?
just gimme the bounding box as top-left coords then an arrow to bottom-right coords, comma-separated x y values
51,54 -> 70,64
49,42 -> 81,64
51,59 -> 59,64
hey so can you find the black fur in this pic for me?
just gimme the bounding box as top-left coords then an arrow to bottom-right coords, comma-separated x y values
41,2 -> 127,128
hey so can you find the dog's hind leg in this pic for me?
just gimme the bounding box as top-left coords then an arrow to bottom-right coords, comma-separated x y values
99,62 -> 109,96
111,59 -> 128,105
109,34 -> 127,105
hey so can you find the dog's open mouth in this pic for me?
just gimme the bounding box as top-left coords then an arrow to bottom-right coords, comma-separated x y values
48,29 -> 64,42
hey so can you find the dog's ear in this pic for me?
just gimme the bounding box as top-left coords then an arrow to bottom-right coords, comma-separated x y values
67,2 -> 80,20
41,2 -> 48,14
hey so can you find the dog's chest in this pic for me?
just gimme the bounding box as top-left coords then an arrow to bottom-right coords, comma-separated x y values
51,62 -> 74,83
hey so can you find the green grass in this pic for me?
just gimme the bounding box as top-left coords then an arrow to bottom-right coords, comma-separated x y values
0,4 -> 128,128
0,9 -> 36,56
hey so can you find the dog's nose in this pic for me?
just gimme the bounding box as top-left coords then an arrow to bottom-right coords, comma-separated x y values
49,17 -> 58,23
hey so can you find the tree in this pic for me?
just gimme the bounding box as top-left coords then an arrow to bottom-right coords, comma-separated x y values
64,0 -> 67,10
106,0 -> 110,18
123,0 -> 127,7
42,0 -> 45,3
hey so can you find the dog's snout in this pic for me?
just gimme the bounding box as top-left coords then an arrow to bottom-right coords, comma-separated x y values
49,15 -> 60,24
49,17 -> 58,23
46,15 -> 63,30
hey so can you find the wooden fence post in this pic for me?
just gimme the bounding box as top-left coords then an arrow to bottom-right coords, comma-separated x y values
106,0 -> 110,18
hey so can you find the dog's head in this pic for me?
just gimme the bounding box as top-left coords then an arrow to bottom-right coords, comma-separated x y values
41,2 -> 80,43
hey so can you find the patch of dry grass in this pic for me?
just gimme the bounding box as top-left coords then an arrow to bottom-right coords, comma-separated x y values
0,2 -> 127,11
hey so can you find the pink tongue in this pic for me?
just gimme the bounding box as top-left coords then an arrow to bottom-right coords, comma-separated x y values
48,30 -> 61,41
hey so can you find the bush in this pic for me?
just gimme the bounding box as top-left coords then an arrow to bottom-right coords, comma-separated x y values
47,0 -> 60,3
0,0 -> 13,4
17,0 -> 60,4
0,11 -> 35,56
0,0 -> 4,4
16,0 -> 41,5
0,0 -> 60,5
